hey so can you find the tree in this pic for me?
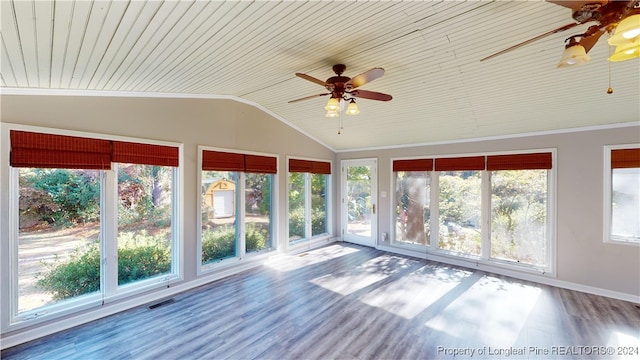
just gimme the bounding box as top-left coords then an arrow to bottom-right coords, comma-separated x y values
20,168 -> 100,227
396,172 -> 428,244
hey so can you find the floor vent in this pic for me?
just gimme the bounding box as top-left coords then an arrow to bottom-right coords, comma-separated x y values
148,298 -> 175,310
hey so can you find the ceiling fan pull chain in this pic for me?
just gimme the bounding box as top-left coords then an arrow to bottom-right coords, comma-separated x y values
607,35 -> 614,95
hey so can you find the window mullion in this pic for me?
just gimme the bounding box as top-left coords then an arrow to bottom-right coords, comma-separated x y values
481,171 -> 491,261
8,168 -> 20,320
305,173 -> 313,239
102,167 -> 118,298
171,167 -> 180,276
238,172 -> 246,259
430,172 -> 439,252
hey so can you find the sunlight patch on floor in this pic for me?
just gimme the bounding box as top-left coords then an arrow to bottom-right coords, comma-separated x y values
309,254 -> 413,296
359,265 -> 473,319
264,244 -> 360,273
607,330 -> 640,347
425,275 -> 541,347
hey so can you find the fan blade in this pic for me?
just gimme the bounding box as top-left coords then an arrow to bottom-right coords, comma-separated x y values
288,93 -> 330,103
480,22 -> 579,61
351,89 -> 392,101
547,0 -> 608,11
295,73 -> 327,87
580,28 -> 605,53
345,68 -> 385,89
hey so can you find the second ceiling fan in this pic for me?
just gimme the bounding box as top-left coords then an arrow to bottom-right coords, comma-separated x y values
481,0 -> 640,65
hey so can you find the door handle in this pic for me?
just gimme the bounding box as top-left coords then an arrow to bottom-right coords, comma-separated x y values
372,204 -> 375,214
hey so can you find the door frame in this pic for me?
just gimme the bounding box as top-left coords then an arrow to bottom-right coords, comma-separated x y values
341,158 -> 377,247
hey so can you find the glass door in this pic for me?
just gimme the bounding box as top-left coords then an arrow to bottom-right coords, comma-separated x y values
342,159 -> 377,247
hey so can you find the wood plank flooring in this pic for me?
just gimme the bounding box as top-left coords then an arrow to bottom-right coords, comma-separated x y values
2,243 -> 639,359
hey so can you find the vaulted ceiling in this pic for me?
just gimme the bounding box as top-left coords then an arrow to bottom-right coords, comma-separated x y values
1,0 -> 638,151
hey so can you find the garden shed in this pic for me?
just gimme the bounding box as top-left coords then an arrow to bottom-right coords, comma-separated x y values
203,179 -> 236,218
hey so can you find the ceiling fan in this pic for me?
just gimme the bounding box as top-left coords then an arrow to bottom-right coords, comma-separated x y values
289,64 -> 392,117
480,0 -> 640,65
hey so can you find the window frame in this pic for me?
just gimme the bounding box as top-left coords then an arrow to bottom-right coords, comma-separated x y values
2,124 -> 184,330
197,146 -> 278,275
604,144 -> 640,246
389,149 -> 556,275
286,157 -> 332,249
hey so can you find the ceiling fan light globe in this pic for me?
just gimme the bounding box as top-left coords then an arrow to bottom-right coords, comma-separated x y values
325,98 -> 340,111
325,110 -> 339,118
608,14 -> 640,46
345,101 -> 360,116
608,40 -> 640,62
557,45 -> 590,68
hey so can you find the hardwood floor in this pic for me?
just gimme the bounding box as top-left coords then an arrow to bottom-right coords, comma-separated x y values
3,243 -> 639,359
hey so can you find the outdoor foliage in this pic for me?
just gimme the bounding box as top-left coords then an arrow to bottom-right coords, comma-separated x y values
395,171 -> 430,245
289,172 -> 328,239
246,173 -> 271,216
438,171 -> 482,255
117,232 -> 172,285
347,166 -> 371,222
490,170 -> 547,264
202,223 -> 268,263
118,164 -> 172,228
201,226 -> 236,263
288,207 -> 326,239
19,168 -> 100,228
246,223 -> 270,252
36,234 -> 171,300
36,245 -> 101,300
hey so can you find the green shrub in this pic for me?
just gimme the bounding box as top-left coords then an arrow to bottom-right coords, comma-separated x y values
36,245 -> 101,300
246,223 -> 268,252
289,207 -> 305,238
117,232 -> 171,285
201,227 -> 236,264
311,207 -> 327,235
37,234 -> 171,300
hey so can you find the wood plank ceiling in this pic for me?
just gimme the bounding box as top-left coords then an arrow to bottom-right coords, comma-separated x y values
2,0 -> 639,151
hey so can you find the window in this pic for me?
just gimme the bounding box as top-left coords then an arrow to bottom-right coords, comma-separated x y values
393,159 -> 433,246
199,149 -> 276,269
605,146 -> 640,245
8,129 -> 181,323
487,153 -> 552,267
288,158 -> 331,244
17,167 -> 102,313
117,163 -> 175,286
391,151 -> 554,273
311,173 -> 328,236
435,156 -> 484,256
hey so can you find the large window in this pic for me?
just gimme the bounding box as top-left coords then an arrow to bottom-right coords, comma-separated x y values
393,159 -> 432,246
288,158 -> 331,244
605,146 -> 640,245
199,149 -> 276,270
17,168 -> 102,313
8,129 -> 181,323
487,153 -> 552,267
391,151 -> 554,273
436,156 -> 484,256
117,163 -> 175,286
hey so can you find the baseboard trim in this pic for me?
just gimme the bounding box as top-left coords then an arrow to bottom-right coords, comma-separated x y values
376,244 -> 639,304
